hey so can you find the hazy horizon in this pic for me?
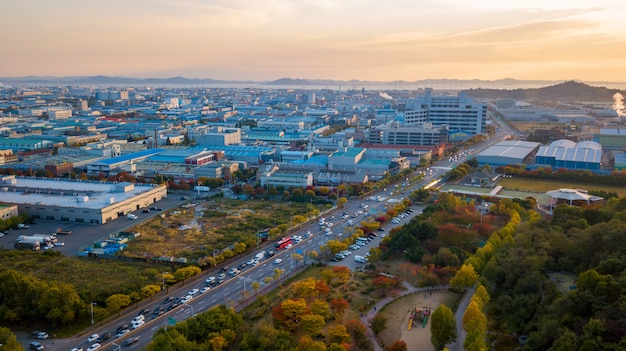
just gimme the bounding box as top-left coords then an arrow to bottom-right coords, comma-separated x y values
2,1 -> 625,83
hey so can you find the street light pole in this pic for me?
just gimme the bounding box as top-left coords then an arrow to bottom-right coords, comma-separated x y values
239,275 -> 246,294
90,302 -> 97,327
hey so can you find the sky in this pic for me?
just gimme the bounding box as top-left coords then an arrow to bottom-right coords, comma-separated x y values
1,0 -> 626,82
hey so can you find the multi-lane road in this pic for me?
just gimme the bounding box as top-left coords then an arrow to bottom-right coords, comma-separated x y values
25,126 -> 511,351
48,168 -> 448,351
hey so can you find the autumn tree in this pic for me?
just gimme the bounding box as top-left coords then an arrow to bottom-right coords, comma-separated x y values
301,314 -> 326,336
105,293 -> 131,312
462,301 -> 487,351
387,340 -> 408,351
332,266 -> 351,283
298,335 -> 328,351
328,324 -> 351,344
273,298 -> 309,330
310,300 -> 330,321
330,298 -> 350,320
372,275 -> 397,293
251,281 -> 261,296
346,319 -> 372,350
140,284 -> 161,298
173,265 -> 202,281
315,279 -> 330,298
450,263 -> 479,291
290,278 -> 317,300
430,305 -> 457,350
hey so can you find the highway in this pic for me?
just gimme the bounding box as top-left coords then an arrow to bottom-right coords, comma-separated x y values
33,124 -> 512,351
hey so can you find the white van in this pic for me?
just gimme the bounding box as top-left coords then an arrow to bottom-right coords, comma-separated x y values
354,255 -> 368,263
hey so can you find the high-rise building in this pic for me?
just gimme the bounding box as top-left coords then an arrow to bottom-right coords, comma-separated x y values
404,88 -> 486,135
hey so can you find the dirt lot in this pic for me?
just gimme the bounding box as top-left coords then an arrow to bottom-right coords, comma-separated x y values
121,199 -> 310,260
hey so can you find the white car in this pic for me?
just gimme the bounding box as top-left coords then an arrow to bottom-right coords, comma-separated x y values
131,319 -> 145,329
88,334 -> 99,343
200,286 -> 210,294
246,258 -> 255,265
274,258 -> 283,265
87,344 -> 101,351
181,295 -> 193,303
187,288 -> 199,295
54,242 -> 65,246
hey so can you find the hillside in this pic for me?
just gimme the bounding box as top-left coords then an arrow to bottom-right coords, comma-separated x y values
466,80 -> 624,102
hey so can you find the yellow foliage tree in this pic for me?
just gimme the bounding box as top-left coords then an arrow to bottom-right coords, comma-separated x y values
450,263 -> 479,290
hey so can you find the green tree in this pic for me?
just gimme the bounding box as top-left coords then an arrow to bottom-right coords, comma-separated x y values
430,305 -> 457,350
0,326 -> 23,351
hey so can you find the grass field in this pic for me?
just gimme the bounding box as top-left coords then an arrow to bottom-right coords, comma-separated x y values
498,177 -> 626,198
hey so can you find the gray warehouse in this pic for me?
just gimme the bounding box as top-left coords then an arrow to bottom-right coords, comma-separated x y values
476,140 -> 541,166
0,175 -> 167,224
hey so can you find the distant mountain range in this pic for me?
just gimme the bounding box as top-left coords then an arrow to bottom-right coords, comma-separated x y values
1,76 -> 625,94
466,80 -> 625,102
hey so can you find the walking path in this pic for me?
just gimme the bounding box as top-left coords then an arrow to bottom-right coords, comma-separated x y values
447,286 -> 475,351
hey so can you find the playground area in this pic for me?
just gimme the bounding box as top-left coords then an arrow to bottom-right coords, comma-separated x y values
378,289 -> 459,351
547,270 -> 577,294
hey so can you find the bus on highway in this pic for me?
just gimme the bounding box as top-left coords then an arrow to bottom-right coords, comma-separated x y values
275,236 -> 292,251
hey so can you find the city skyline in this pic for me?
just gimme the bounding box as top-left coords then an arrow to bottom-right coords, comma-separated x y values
2,0 -> 626,82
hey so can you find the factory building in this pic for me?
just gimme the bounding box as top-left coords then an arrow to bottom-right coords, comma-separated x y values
0,175 -> 167,224
475,141 -> 541,167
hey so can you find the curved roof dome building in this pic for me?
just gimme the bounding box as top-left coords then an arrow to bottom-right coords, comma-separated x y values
535,139 -> 603,170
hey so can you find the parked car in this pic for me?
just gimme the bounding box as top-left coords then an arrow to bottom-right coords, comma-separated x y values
30,342 -> 44,351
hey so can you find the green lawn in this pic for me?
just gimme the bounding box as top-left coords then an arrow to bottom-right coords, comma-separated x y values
498,177 -> 626,198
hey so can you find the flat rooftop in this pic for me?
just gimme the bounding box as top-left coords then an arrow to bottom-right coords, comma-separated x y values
1,177 -> 163,209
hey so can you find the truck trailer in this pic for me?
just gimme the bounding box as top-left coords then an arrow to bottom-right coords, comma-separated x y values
15,239 -> 41,251
55,228 -> 72,235
23,234 -> 57,245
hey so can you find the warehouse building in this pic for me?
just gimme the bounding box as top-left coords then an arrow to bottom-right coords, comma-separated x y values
0,175 -> 167,224
535,140 -> 603,170
475,140 -> 541,167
